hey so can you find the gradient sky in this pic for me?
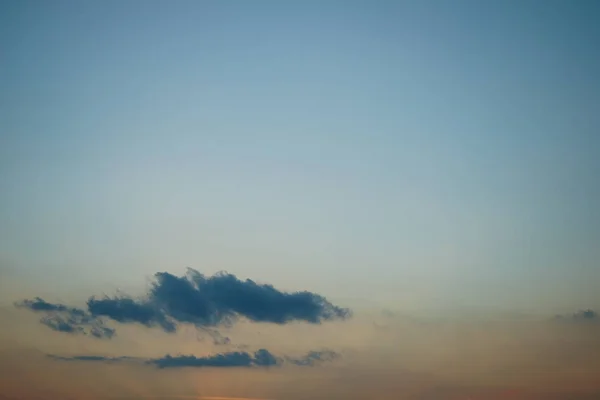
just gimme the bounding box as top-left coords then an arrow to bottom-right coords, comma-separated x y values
1,0 -> 599,313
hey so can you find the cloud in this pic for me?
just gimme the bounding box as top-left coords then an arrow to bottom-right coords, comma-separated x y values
149,352 -> 255,369
87,296 -> 176,332
47,354 -> 135,363
572,309 -> 598,321
286,350 -> 339,366
46,348 -> 337,369
197,327 -> 231,346
15,269 -> 350,338
16,297 -> 75,313
15,297 -> 115,339
553,309 -> 598,322
148,270 -> 351,326
253,349 -> 282,366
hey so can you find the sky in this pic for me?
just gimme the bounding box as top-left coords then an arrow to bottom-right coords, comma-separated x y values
1,0 -> 600,399
1,0 -> 600,311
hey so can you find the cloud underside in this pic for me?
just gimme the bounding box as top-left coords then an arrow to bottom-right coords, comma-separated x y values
15,269 -> 351,338
48,349 -> 339,369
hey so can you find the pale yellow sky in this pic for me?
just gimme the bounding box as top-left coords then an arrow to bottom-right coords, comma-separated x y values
2,300 -> 600,399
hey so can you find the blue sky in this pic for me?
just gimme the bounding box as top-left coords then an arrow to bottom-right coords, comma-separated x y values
1,0 -> 599,312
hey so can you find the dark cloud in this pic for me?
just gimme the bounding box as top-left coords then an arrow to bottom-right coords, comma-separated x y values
15,297 -> 115,339
148,348 -> 284,369
47,348 -> 337,369
253,349 -> 281,366
573,309 -> 597,320
149,352 -> 254,369
40,315 -> 83,334
87,296 -> 176,332
17,297 -> 76,313
286,350 -> 339,366
16,269 -> 350,338
149,270 -> 350,326
554,309 -> 598,322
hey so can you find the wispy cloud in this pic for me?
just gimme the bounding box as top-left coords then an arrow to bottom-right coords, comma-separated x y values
46,348 -> 339,369
15,269 -> 351,338
47,354 -> 136,363
285,350 -> 339,366
554,309 -> 599,323
14,297 -> 115,339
